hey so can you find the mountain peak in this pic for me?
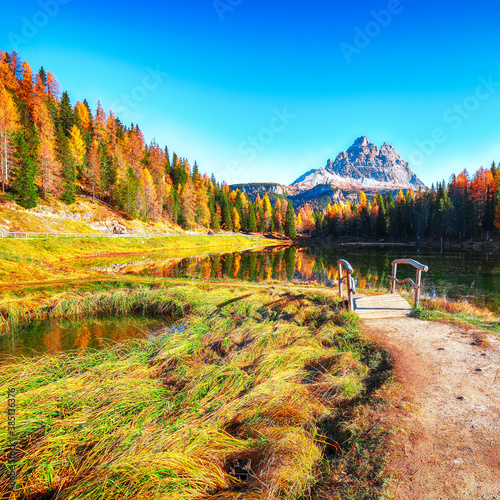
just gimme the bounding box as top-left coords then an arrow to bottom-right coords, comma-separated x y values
352,136 -> 371,148
292,137 -> 425,191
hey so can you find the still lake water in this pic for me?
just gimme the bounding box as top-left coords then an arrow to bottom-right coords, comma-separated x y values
3,245 -> 499,360
0,316 -> 167,360
111,245 -> 500,311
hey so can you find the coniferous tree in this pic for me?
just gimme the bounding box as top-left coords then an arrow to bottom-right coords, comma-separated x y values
482,185 -> 495,239
0,80 -> 20,193
38,67 -> 47,87
209,191 -> 221,232
284,201 -> 297,238
375,193 -> 388,238
164,146 -> 171,176
219,189 -> 233,231
56,124 -> 76,204
58,91 -> 73,136
248,202 -> 257,232
8,50 -> 23,80
12,130 -> 38,208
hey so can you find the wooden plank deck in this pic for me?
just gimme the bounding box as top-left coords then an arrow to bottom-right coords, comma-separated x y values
354,293 -> 413,319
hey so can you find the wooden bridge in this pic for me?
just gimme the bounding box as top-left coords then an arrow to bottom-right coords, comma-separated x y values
337,258 -> 429,320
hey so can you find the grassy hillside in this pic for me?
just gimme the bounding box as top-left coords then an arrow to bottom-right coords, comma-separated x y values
0,196 -> 186,236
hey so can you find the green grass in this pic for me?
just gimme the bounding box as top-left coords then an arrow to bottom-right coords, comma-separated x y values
0,287 -> 187,335
414,297 -> 500,339
0,234 -> 276,286
0,284 -> 393,500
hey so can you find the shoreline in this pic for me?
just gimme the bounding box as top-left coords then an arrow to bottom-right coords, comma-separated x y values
295,236 -> 500,252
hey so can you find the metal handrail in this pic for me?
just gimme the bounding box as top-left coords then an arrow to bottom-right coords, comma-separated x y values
390,259 -> 429,309
337,259 -> 355,312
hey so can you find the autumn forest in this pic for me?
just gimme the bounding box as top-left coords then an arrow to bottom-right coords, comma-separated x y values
1,49 -> 500,242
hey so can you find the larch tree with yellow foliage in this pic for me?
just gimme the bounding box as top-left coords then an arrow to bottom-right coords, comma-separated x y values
34,95 -> 60,199
68,125 -> 86,175
195,178 -> 211,228
359,191 -> 368,209
0,80 -> 19,193
142,168 -> 160,221
232,206 -> 241,232
262,194 -> 273,231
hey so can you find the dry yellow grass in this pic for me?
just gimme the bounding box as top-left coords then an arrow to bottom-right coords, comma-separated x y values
0,285 -> 384,499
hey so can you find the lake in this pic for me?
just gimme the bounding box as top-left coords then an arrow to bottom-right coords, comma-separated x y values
100,245 -> 500,311
4,244 -> 499,360
0,316 -> 169,360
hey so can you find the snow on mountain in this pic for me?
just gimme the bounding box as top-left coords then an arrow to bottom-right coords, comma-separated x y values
292,136 -> 425,191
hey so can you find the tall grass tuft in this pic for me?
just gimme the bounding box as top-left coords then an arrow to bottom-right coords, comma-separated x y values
0,288 -> 186,336
0,285 -> 388,499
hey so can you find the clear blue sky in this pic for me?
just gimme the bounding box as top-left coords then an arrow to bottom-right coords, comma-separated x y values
2,0 -> 499,187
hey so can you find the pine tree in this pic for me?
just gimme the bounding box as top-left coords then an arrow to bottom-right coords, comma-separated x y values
273,198 -> 283,234
209,191 -> 221,232
482,185 -> 495,239
8,50 -> 23,80
46,71 -> 61,102
58,91 -> 73,135
19,62 -> 34,112
12,130 -> 38,208
87,139 -> 101,202
284,201 -> 297,238
192,161 -> 199,182
179,177 -> 196,228
57,125 -> 76,204
38,67 -> 47,87
375,193 -> 388,237
248,201 -> 257,232
94,100 -> 107,143
164,146 -> 171,176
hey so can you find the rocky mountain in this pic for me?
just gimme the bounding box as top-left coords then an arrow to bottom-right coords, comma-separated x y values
292,136 -> 425,191
229,183 -> 295,197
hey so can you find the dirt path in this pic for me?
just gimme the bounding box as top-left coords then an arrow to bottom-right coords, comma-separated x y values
362,318 -> 500,500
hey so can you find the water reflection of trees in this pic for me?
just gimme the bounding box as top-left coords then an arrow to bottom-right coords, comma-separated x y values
124,248 -> 397,292
118,247 -> 500,311
2,318 -> 162,359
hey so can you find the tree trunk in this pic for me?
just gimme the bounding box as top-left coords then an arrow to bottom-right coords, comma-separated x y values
4,130 -> 8,184
43,160 -> 47,200
1,129 -> 6,194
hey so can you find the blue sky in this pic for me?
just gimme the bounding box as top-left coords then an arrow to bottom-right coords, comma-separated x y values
2,0 -> 500,187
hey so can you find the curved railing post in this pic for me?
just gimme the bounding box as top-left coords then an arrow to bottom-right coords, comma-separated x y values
390,259 -> 429,309
337,259 -> 355,312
